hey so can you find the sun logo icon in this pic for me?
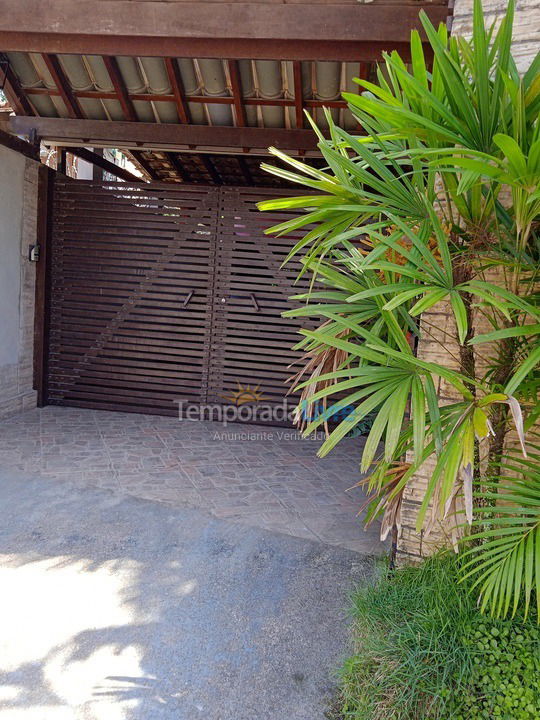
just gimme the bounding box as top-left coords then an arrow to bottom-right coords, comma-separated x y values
222,381 -> 268,406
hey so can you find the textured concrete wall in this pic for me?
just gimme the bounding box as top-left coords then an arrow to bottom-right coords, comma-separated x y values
396,0 -> 539,561
0,145 -> 39,419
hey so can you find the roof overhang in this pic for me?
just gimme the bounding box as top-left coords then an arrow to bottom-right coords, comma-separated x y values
0,1 -> 449,60
0,1 -> 450,182
5,116 -> 323,155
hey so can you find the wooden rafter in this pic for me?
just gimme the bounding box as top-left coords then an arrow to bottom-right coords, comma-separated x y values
237,156 -> 253,186
57,147 -> 67,174
358,62 -> 370,82
102,59 -> 151,179
129,149 -> 157,180
292,61 -> 304,130
164,57 -> 190,125
0,127 -> 39,159
42,54 -> 83,119
102,56 -> 137,122
200,155 -> 222,185
9,116 -> 325,153
92,147 -> 103,181
0,54 -> 34,115
227,60 -> 246,128
65,146 -> 142,182
22,84 -> 350,110
166,152 -> 191,183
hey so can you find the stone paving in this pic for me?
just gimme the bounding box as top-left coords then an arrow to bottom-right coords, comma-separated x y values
0,406 -> 386,554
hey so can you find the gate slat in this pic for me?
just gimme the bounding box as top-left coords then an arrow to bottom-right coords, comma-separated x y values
45,177 -> 316,424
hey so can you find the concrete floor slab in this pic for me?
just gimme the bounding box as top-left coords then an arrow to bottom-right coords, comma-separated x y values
0,471 -> 375,720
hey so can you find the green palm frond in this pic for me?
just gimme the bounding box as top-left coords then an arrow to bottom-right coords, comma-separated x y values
461,444 -> 540,621
257,0 -> 540,602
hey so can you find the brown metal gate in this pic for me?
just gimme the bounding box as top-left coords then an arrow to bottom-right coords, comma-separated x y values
43,176 -> 313,423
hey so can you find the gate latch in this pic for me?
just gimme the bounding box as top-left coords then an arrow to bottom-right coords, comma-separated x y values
28,244 -> 40,262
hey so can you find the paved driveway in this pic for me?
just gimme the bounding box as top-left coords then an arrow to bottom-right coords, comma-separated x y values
1,407 -> 384,554
0,469 -> 374,720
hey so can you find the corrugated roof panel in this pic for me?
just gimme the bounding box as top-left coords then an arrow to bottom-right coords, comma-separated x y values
77,96 -> 108,120
6,50 -> 378,139
6,51 -> 38,86
281,61 -> 311,129
254,60 -> 284,129
116,56 -> 145,93
238,60 -> 257,127
28,52 -> 70,117
84,55 -> 114,92
82,55 -> 125,120
196,58 -> 233,126
138,58 -> 177,123
178,59 -> 201,94
175,58 -> 206,125
57,54 -> 92,91
58,54 -> 109,120
6,51 -> 58,117
139,57 -> 168,94
313,61 -> 340,130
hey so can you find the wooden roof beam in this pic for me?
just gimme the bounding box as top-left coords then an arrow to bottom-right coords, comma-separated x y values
164,58 -> 190,125
292,61 -> 304,130
358,62 -> 371,82
102,56 -> 137,122
0,53 -> 34,115
166,152 -> 191,182
42,54 -> 84,119
102,58 -> 151,181
227,60 -> 246,128
56,147 -> 67,174
129,150 -> 157,180
21,85 -> 350,109
8,116 -> 325,153
200,154 -> 222,185
0,127 -> 39,159
0,37 -> 418,63
0,2 -> 449,46
65,146 -> 142,182
237,156 -> 253,186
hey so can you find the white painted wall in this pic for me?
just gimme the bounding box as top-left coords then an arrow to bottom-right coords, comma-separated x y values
0,144 -> 25,367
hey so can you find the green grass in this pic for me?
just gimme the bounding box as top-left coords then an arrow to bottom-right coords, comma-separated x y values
332,554 -> 540,720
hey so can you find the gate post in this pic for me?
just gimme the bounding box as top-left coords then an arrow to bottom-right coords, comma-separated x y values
33,165 -> 53,406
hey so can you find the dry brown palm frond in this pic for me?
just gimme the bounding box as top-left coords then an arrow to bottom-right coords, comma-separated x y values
358,224 -> 445,279
353,463 -> 410,542
286,320 -> 351,437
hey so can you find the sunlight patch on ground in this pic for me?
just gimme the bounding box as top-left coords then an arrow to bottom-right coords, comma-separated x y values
0,554 -> 145,719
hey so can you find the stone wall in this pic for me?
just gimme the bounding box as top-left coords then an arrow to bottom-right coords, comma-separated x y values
0,144 -> 39,419
452,0 -> 540,75
396,0 -> 539,561
398,306 -> 463,561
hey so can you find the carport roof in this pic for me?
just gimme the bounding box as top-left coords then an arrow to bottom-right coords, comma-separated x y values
0,0 -> 450,182
6,52 -> 371,133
